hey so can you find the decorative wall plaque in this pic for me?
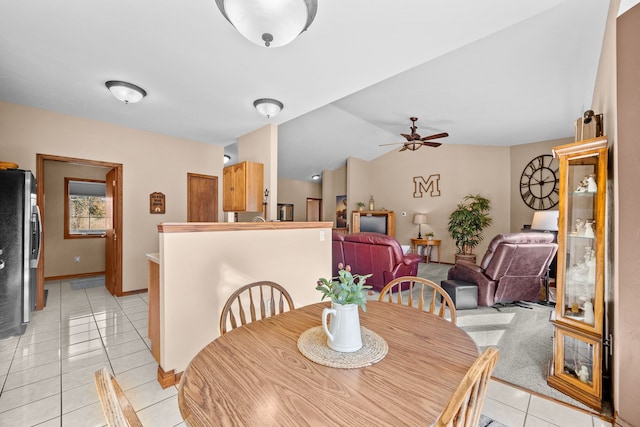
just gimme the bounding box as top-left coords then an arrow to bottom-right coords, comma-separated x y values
150,192 -> 165,214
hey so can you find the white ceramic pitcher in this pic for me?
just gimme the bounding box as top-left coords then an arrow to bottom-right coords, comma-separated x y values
322,302 -> 363,352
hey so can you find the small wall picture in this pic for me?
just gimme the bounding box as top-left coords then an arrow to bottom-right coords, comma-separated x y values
150,192 -> 165,214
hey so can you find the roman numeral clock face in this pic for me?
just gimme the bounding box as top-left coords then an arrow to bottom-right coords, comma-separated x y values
520,154 -> 560,210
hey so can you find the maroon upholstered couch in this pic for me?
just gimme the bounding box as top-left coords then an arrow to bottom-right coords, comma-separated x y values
332,232 -> 422,292
447,233 -> 558,306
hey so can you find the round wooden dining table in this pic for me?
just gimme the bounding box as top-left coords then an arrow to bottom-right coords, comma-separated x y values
178,301 -> 479,426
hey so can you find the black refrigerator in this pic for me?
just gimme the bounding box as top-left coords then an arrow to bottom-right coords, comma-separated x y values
0,169 -> 41,339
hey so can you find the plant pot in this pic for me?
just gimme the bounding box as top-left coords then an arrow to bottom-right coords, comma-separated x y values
321,303 -> 362,352
455,253 -> 477,265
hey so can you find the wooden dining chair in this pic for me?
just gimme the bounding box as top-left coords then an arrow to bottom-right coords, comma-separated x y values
94,367 -> 143,427
219,281 -> 295,334
378,276 -> 457,324
434,347 -> 500,427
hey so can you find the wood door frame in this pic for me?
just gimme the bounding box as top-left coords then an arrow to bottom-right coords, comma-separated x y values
35,154 -> 124,309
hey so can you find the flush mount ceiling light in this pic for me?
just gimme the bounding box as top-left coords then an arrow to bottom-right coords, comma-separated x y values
253,98 -> 284,118
105,81 -> 147,104
215,0 -> 317,48
311,174 -> 320,180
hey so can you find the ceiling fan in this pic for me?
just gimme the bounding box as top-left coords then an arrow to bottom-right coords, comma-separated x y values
380,117 -> 449,152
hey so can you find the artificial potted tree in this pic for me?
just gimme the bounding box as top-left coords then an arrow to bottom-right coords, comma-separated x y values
447,194 -> 492,264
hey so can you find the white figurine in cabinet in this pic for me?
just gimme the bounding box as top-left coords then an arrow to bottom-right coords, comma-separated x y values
575,218 -> 585,236
578,365 -> 590,383
575,177 -> 589,192
585,247 -> 596,284
586,174 -> 597,192
584,221 -> 595,239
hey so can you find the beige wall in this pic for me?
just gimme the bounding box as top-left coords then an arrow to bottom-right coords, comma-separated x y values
43,161 -> 109,277
159,224 -> 332,373
277,178 -> 322,221
0,101 -> 223,292
236,124 -> 277,221
613,2 -> 640,426
509,137 -> 573,232
342,145 -> 511,263
322,165 -> 347,227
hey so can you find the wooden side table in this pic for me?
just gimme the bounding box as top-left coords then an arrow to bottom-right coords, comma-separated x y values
410,239 -> 441,263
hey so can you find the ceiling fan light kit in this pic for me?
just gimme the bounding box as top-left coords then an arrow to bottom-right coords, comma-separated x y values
105,81 -> 147,104
254,98 -> 284,118
215,0 -> 317,48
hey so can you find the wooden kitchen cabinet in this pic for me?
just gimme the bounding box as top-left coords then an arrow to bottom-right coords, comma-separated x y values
223,161 -> 263,212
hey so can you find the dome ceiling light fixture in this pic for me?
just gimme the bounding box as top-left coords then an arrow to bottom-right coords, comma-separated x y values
224,154 -> 231,164
253,98 -> 284,118
215,0 -> 317,48
105,81 -> 147,104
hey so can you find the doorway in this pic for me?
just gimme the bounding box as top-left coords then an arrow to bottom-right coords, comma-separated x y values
35,154 -> 123,309
306,198 -> 322,221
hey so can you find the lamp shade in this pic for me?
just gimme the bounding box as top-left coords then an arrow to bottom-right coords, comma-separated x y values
105,81 -> 147,104
413,213 -> 428,225
216,0 -> 317,48
531,210 -> 559,231
254,98 -> 283,118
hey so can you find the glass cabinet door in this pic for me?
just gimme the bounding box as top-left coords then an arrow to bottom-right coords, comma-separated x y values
551,326 -> 602,405
561,155 -> 599,327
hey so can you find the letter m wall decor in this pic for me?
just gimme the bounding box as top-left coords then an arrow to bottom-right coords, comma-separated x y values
413,174 -> 441,198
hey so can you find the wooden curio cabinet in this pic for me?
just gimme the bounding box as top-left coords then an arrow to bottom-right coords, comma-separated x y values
223,161 -> 263,212
547,136 -> 608,410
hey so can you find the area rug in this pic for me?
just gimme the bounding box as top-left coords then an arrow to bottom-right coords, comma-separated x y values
412,263 -> 593,411
70,276 -> 105,290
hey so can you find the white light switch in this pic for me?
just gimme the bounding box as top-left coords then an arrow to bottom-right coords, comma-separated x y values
320,231 -> 325,241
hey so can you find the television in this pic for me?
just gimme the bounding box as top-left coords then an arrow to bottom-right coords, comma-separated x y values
359,215 -> 387,235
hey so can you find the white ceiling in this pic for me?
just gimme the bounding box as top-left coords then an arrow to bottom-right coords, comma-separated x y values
0,0 -> 609,182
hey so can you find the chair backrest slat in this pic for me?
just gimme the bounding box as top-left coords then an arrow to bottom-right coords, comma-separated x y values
378,276 -> 457,324
434,347 -> 500,427
220,281 -> 295,334
95,367 -> 143,427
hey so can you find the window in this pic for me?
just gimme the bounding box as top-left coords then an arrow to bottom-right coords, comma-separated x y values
64,178 -> 107,238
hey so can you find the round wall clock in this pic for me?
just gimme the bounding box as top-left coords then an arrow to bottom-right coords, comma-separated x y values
520,154 -> 560,210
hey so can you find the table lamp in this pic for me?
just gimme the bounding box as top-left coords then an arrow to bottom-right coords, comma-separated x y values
531,210 -> 559,231
413,213 -> 428,239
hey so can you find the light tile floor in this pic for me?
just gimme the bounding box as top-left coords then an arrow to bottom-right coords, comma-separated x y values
0,279 -> 614,427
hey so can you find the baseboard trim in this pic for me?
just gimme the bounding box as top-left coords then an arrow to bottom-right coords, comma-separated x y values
157,366 -> 183,389
120,288 -> 148,297
45,271 -> 106,281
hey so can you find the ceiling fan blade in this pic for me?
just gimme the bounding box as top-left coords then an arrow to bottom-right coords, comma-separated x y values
422,141 -> 442,148
421,132 -> 449,141
399,145 -> 408,152
379,142 -> 405,146
400,133 -> 414,141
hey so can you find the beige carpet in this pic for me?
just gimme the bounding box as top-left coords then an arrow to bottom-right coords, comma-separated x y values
408,263 -> 599,412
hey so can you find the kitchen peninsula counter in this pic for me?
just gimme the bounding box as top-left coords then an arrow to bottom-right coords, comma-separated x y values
153,221 -> 333,387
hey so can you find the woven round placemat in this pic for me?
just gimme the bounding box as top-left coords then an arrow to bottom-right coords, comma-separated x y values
297,326 -> 388,369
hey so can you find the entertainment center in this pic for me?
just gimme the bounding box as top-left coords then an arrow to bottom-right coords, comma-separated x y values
351,211 -> 395,237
